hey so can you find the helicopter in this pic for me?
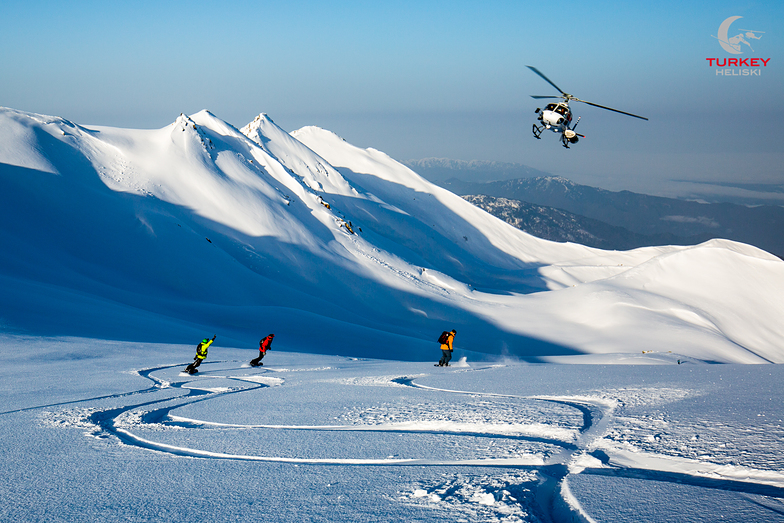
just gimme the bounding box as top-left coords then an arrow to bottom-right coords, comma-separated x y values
527,66 -> 648,148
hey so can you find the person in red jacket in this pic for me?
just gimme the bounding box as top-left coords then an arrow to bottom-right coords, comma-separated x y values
250,334 -> 274,366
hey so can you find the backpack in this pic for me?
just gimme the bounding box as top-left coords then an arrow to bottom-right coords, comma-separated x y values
437,331 -> 449,344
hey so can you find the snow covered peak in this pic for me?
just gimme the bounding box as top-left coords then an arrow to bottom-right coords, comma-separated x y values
2,106 -> 784,363
292,125 -> 431,190
189,110 -> 246,138
173,112 -> 195,129
542,175 -> 576,186
0,107 -> 90,174
241,117 -> 356,196
169,112 -> 214,154
521,175 -> 578,190
241,113 -> 275,136
291,125 -> 346,143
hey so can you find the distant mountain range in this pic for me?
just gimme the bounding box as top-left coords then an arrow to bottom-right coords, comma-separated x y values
461,194 -> 711,251
407,162 -> 784,258
403,158 -> 550,183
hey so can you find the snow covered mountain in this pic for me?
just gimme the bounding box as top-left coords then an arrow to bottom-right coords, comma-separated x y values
461,194 -> 710,251
1,107 -> 783,363
442,176 -> 784,258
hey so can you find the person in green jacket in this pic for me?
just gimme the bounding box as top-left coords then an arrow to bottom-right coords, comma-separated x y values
185,335 -> 216,374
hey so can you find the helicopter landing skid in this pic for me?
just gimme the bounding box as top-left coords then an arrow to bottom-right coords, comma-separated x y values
532,124 -> 542,139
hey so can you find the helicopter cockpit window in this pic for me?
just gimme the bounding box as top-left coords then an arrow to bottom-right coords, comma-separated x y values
555,106 -> 566,115
545,104 -> 556,111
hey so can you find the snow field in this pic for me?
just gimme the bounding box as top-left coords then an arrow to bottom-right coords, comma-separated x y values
4,336 -> 784,522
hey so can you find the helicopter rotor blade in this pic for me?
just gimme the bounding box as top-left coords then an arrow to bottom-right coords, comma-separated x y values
573,98 -> 648,120
526,66 -> 566,95
531,95 -> 561,99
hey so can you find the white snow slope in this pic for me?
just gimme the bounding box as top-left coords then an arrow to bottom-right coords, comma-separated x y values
1,106 -> 784,363
2,337 -> 784,523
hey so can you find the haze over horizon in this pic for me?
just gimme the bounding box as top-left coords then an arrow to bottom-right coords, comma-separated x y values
1,0 -> 782,201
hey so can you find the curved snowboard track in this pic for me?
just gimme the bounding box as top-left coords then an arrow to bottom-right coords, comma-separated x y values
37,362 -> 784,523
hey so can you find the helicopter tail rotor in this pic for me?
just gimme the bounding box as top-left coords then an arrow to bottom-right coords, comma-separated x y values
564,129 -> 582,142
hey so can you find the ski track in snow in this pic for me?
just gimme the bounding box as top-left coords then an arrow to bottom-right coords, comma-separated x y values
34,361 -> 784,523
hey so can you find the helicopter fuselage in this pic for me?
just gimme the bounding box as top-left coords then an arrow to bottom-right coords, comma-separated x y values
538,102 -> 572,130
533,102 -> 580,147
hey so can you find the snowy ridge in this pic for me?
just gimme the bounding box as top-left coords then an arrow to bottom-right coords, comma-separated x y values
1,106 -> 784,362
241,114 -> 357,197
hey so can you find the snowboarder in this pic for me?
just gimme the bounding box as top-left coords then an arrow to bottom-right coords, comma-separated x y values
184,335 -> 216,374
436,329 -> 456,367
250,334 -> 274,367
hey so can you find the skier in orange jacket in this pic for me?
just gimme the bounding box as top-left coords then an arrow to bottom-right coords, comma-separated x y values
436,330 -> 456,367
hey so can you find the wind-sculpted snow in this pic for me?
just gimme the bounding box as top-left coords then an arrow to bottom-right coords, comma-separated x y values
1,106 -> 784,363
5,338 -> 784,522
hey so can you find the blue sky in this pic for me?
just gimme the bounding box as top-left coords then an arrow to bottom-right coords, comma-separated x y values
1,0 -> 782,200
